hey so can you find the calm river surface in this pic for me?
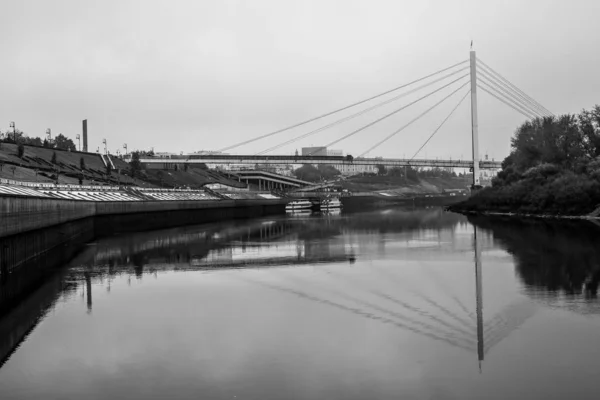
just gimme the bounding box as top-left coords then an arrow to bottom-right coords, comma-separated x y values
1,207 -> 600,399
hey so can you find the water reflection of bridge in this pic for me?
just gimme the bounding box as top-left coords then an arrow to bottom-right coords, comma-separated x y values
242,224 -> 539,371
4,210 -> 598,372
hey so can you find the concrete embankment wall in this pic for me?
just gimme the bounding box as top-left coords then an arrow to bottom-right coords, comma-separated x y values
94,199 -> 285,235
1,196 -> 287,238
0,218 -> 95,315
0,197 -> 96,238
0,195 -> 286,285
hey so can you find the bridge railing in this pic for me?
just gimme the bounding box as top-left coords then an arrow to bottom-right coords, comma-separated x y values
138,156 -> 502,169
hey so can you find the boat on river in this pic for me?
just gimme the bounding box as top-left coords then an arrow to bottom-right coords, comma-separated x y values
285,200 -> 313,212
320,197 -> 342,210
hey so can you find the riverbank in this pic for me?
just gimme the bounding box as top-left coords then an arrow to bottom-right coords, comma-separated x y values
343,192 -> 468,210
446,203 -> 600,221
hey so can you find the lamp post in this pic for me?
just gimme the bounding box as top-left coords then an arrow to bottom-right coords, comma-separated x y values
10,122 -> 15,143
123,143 -> 127,156
46,129 -> 51,146
102,139 -> 107,155
76,134 -> 81,151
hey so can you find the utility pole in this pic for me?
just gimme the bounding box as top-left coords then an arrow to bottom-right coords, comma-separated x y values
470,49 -> 481,188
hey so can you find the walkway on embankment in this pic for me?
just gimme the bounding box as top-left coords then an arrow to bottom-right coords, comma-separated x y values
0,181 -> 287,238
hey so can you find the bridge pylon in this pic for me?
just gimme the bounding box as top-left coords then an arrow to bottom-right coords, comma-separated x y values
470,50 -> 480,187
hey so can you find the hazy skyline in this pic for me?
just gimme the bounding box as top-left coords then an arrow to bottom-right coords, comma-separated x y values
1,0 -> 599,161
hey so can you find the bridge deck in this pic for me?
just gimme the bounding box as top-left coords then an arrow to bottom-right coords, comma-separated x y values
140,155 -> 501,169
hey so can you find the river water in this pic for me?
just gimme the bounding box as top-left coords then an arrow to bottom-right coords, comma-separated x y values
1,207 -> 600,399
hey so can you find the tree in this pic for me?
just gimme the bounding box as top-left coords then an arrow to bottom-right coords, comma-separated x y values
2,129 -> 24,144
293,164 -> 321,182
376,164 -> 386,175
129,151 -> 142,177
43,139 -> 50,148
17,144 -> 25,158
345,154 -> 354,162
317,164 -> 341,180
53,134 -> 76,151
51,152 -> 57,164
80,157 -> 86,170
453,105 -> 600,216
19,135 -> 43,146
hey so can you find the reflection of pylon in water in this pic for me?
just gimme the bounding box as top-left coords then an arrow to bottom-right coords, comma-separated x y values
472,224 -> 538,373
474,225 -> 484,372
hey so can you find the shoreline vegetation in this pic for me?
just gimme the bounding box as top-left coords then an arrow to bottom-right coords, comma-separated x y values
449,105 -> 600,218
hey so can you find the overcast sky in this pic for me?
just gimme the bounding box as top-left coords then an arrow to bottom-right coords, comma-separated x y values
1,0 -> 599,161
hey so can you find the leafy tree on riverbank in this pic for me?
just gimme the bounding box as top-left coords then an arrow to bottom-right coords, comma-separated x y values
293,164 -> 341,182
453,105 -> 600,216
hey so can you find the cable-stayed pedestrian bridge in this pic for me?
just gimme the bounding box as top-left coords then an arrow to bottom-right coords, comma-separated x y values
140,154 -> 502,169
139,49 -> 550,186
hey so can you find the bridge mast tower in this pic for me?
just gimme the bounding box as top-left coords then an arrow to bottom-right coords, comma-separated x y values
470,50 -> 480,187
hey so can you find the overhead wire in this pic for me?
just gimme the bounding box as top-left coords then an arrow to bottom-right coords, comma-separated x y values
410,89 -> 470,160
478,71 -> 545,118
477,58 -> 553,116
256,66 -> 470,155
477,78 -> 538,119
308,73 -> 470,155
359,80 -> 470,157
216,59 -> 469,152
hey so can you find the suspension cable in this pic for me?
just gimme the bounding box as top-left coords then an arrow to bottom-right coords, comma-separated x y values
410,89 -> 470,160
216,59 -> 469,152
478,79 -> 537,119
477,84 -> 533,119
359,80 -> 470,157
308,73 -> 470,155
478,67 -> 549,117
257,66 -> 470,155
477,58 -> 553,116
479,72 -> 544,118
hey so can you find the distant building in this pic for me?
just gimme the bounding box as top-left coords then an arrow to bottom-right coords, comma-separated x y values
299,146 -> 377,176
336,160 -> 377,176
189,150 -> 229,156
186,150 -> 230,170
302,147 -> 327,156
479,154 -> 499,187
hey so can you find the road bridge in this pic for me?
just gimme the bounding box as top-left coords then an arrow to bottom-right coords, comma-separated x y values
225,170 -> 312,190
